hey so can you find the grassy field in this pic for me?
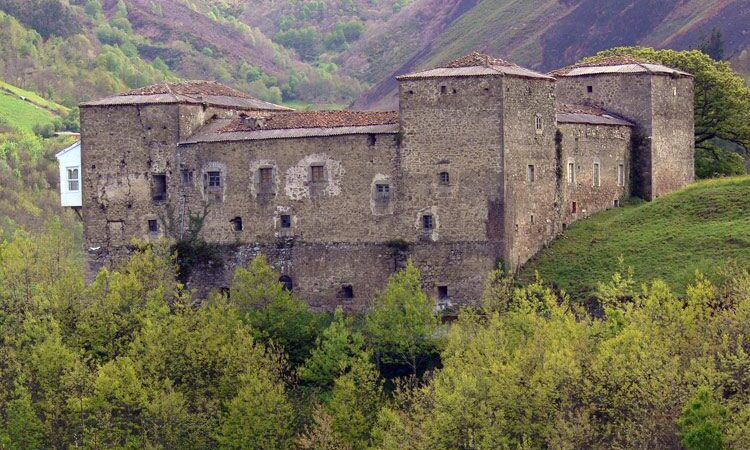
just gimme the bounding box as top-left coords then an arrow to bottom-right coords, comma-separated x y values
0,80 -> 68,132
520,176 -> 750,297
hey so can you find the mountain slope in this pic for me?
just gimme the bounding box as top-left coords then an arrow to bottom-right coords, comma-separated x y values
520,177 -> 750,297
349,0 -> 750,109
0,81 -> 68,132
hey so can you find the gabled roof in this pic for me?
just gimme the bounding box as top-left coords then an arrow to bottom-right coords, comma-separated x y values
556,104 -> 634,127
397,52 -> 553,81
80,81 -> 292,111
55,140 -> 80,159
552,56 -> 692,78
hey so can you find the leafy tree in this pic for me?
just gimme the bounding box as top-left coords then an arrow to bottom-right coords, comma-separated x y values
0,384 -> 46,450
678,386 -> 727,450
217,371 -> 295,450
582,47 -> 750,169
365,260 -> 438,375
299,307 -> 366,388
324,354 -> 383,449
698,28 -> 725,61
231,255 -> 325,366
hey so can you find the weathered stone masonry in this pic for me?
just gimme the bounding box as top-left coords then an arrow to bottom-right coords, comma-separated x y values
79,54 -> 694,310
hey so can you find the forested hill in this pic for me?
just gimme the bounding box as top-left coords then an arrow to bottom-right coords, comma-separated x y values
0,0 -> 746,110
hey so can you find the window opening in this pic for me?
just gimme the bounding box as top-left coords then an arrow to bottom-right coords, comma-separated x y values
148,219 -> 158,234
527,165 -> 535,183
231,217 -> 243,231
67,167 -> 79,192
535,115 -> 543,132
593,163 -> 601,187
375,183 -> 390,201
617,163 -> 625,187
207,171 -> 221,187
181,169 -> 193,187
260,167 -> 273,187
279,276 -> 293,291
567,162 -> 575,184
339,284 -> 354,300
280,215 -> 292,229
422,215 -> 434,230
572,201 -> 578,214
440,85 -> 447,94
614,199 -> 620,207
311,165 -> 325,183
438,171 -> 450,185
152,174 -> 166,201
438,286 -> 449,300
587,85 -> 593,93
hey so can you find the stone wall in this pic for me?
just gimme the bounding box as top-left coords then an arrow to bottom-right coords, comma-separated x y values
558,122 -> 632,225
501,76 -> 558,271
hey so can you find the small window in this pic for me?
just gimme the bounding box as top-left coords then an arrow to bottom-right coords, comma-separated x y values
152,174 -> 166,201
181,169 -> 193,187
527,165 -> 535,183
279,275 -> 293,291
593,163 -> 601,187
339,284 -> 354,300
535,115 -> 543,133
587,85 -> 593,93
207,171 -> 221,187
67,167 -> 79,192
311,165 -> 325,183
375,183 -> 390,201
148,219 -> 158,234
438,286 -> 449,300
438,171 -> 450,185
280,215 -> 292,229
422,215 -> 434,230
572,201 -> 578,214
530,214 -> 535,224
440,85 -> 447,94
259,167 -> 273,186
231,217 -> 243,231
613,199 -> 620,207
617,163 -> 625,187
368,134 -> 377,146
567,162 -> 575,184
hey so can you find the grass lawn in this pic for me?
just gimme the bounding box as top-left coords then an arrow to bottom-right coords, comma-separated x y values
0,80 -> 69,115
520,176 -> 750,297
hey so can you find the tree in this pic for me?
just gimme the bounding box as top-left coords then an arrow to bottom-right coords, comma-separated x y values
216,371 -> 295,450
698,28 -> 725,61
581,47 -> 750,164
365,261 -> 437,375
299,307 -> 366,388
0,384 -> 46,450
231,255 -> 325,366
325,354 -> 383,450
678,386 -> 727,450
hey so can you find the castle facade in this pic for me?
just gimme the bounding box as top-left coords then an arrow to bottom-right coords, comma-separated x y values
79,53 -> 694,309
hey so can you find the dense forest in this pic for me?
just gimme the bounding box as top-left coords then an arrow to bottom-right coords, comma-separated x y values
0,225 -> 749,449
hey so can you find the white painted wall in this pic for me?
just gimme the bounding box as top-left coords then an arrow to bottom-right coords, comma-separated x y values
55,141 -> 82,207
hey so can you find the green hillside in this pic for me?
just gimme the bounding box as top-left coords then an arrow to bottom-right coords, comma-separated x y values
0,81 -> 68,131
520,177 -> 750,297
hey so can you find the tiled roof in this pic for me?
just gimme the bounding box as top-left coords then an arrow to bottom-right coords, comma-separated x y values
556,103 -> 634,127
398,52 -> 553,80
80,81 -> 292,111
220,110 -> 399,133
121,81 -> 252,98
552,56 -> 692,77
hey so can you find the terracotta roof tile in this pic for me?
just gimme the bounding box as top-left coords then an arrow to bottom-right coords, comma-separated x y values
446,52 -> 517,68
220,110 -> 399,133
121,80 -> 251,98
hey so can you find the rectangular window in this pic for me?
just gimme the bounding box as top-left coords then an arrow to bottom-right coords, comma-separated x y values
148,219 -> 158,234
422,215 -> 434,230
527,164 -> 535,183
614,199 -> 620,207
259,167 -> 273,185
593,163 -> 600,187
587,85 -> 593,93
567,162 -> 575,184
617,163 -> 625,187
311,165 -> 325,183
67,167 -> 79,192
572,201 -> 578,214
438,171 -> 450,185
207,171 -> 221,187
438,286 -> 449,300
152,174 -> 166,201
339,284 -> 354,300
180,169 -> 193,187
231,217 -> 243,231
280,215 -> 291,229
375,183 -> 390,201
535,115 -> 543,133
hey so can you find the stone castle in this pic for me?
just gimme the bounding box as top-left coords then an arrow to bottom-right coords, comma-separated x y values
79,52 -> 694,310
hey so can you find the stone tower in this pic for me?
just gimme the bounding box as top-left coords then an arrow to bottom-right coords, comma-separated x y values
554,57 -> 694,200
396,53 -> 558,272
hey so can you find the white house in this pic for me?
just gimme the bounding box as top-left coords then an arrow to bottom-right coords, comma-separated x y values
55,141 -> 82,208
